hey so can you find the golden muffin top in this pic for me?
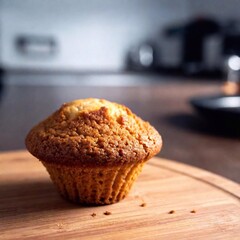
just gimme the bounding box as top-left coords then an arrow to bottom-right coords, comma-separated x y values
25,98 -> 162,166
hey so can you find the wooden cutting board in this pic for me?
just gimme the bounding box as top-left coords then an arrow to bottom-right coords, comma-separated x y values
0,151 -> 239,240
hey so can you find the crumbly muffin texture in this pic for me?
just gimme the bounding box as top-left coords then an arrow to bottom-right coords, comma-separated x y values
26,98 -> 162,167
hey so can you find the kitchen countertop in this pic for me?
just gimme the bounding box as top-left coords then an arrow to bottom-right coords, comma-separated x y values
0,73 -> 239,182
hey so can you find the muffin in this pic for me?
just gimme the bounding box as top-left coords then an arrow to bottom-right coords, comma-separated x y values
25,98 -> 162,205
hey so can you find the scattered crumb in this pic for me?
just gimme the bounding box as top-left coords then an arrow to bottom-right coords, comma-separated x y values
190,210 -> 196,213
140,203 -> 147,207
168,210 -> 175,214
56,223 -> 65,229
103,211 -> 112,215
91,213 -> 97,217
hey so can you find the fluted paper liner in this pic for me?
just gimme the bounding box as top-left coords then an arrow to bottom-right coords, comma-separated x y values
42,161 -> 145,205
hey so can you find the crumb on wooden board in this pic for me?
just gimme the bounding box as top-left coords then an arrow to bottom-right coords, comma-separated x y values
56,223 -> 65,229
103,211 -> 112,215
168,210 -> 175,214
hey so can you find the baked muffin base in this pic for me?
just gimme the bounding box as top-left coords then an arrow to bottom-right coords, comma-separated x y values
42,161 -> 145,205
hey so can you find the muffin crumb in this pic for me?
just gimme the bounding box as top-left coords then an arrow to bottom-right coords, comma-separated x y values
168,210 -> 175,214
91,213 -> 97,217
140,203 -> 147,207
190,210 -> 196,213
56,223 -> 65,229
103,211 -> 112,215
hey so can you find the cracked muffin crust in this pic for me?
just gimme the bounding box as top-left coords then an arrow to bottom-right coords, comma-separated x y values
25,98 -> 162,205
26,98 -> 162,166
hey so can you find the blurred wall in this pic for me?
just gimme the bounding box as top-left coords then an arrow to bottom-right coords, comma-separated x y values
0,0 -> 239,72
188,0 -> 240,20
0,0 -> 188,71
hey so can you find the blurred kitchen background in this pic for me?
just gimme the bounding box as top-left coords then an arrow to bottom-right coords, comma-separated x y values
1,0 -> 240,182
0,0 -> 240,84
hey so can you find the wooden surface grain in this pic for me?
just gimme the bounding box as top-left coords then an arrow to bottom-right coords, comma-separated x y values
0,76 -> 239,183
0,151 -> 240,240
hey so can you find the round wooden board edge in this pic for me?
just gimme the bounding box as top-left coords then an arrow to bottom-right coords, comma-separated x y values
150,157 -> 240,199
